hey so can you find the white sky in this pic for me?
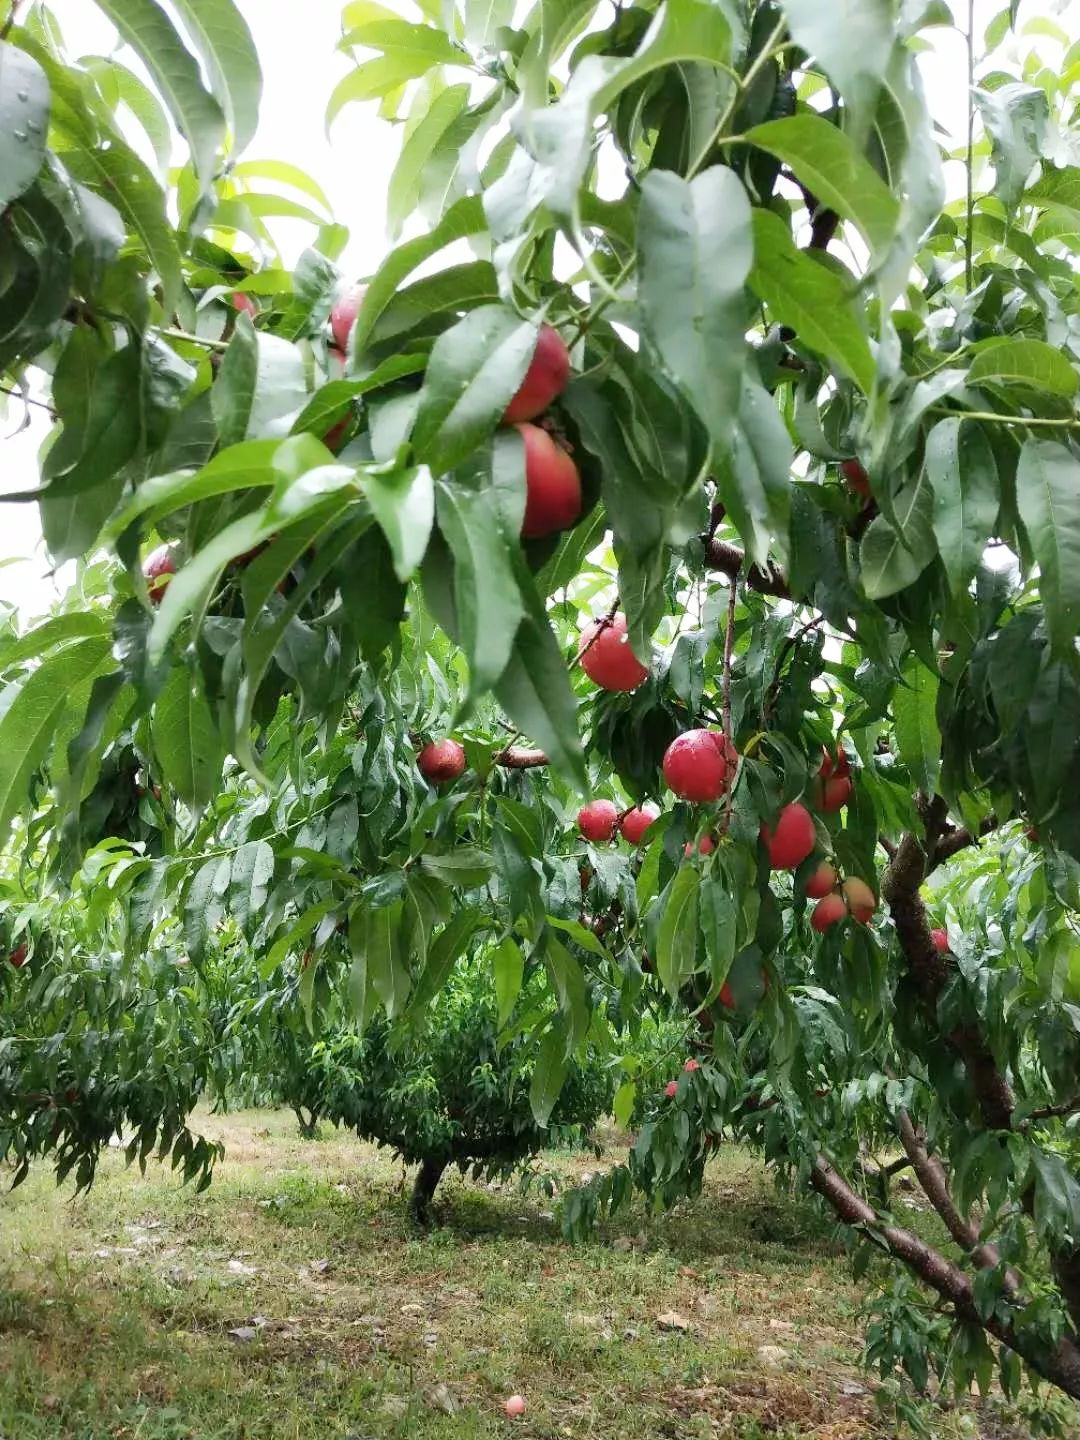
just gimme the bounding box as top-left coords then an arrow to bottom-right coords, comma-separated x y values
1,0 -> 1076,619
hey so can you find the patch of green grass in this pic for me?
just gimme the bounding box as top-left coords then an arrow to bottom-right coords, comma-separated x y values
0,1108 -> 1070,1440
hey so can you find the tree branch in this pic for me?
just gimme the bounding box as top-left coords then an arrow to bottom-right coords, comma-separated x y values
704,536 -> 791,598
1026,1096 -> 1080,1124
884,797 -> 1080,1337
810,1155 -> 1080,1399
495,746 -> 550,769
895,1109 -> 1018,1292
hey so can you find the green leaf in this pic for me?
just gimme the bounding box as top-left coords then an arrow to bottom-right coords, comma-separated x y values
151,665 -> 223,810
746,113 -> 900,263
40,342 -> 142,560
894,652 -> 941,794
185,856 -> 232,961
408,908 -> 485,1020
637,166 -> 751,451
232,159 -> 331,214
1024,662 -> 1080,817
491,0 -> 736,229
699,876 -> 736,995
418,848 -> 495,887
657,866 -> 700,998
859,516 -> 930,599
364,465 -> 434,583
713,375 -> 793,571
0,41 -> 49,208
1026,165 -> 1080,228
92,0 -> 226,194
366,900 -> 411,1018
211,315 -> 308,445
350,196 -> 487,354
529,1024 -> 569,1128
860,462 -> 937,600
149,464 -> 357,666
749,209 -> 875,394
85,58 -> 172,171
56,134 -> 183,313
168,0 -> 262,153
327,22 -> 463,127
779,0 -> 894,141
967,338 -> 1077,398
345,18 -> 463,65
259,898 -> 337,979
228,840 -> 274,928
387,83 -> 469,237
107,438 -> 298,538
0,613 -> 109,669
412,306 -> 539,475
493,935 -> 524,1029
492,551 -> 585,788
435,476 -> 525,704
613,1080 -> 636,1129
545,934 -> 590,1049
974,82 -> 1048,209
925,418 -> 999,596
1016,439 -> 1080,657
0,636 -> 112,851
291,355 -> 426,436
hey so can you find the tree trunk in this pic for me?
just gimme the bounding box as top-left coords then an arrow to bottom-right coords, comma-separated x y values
410,1155 -> 448,1224
293,1105 -> 320,1138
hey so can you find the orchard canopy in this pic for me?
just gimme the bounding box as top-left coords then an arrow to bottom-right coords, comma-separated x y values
5,0 -> 1080,1410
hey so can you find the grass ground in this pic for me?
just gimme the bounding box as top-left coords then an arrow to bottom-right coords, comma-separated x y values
0,1109 -> 1070,1440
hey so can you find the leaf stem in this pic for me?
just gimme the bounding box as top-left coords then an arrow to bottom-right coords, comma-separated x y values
686,14 -> 786,182
569,17 -> 783,347
161,327 -> 229,353
929,407 -> 1080,431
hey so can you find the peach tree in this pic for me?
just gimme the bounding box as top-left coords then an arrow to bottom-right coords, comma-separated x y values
3,0 -> 1080,1413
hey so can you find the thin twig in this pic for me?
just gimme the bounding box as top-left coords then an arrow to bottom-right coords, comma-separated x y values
1,0 -> 22,39
760,613 -> 823,727
964,0 -> 976,293
721,581 -> 737,745
721,578 -> 738,834
0,384 -> 56,418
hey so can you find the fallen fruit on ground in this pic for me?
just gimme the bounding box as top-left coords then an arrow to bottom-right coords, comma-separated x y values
579,800 -> 619,842
416,740 -> 466,784
580,613 -> 650,691
842,878 -> 877,924
812,894 -> 849,932
761,804 -> 816,870
504,1395 -> 527,1418
805,861 -> 838,899
517,423 -> 582,539
620,805 -> 659,845
504,323 -> 570,423
663,731 -> 737,803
